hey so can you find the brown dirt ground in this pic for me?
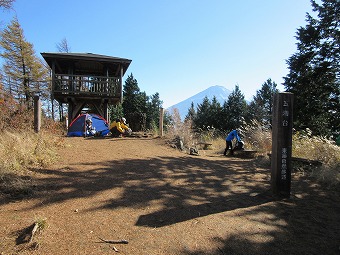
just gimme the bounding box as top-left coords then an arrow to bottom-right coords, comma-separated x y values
0,136 -> 339,255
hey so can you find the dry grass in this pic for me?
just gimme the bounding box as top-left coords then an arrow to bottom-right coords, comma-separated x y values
240,121 -> 272,153
0,131 -> 63,173
165,109 -> 197,148
165,114 -> 339,188
165,109 -> 229,152
0,131 -> 65,198
292,129 -> 340,164
292,129 -> 340,187
195,122 -> 273,155
203,122 -> 273,155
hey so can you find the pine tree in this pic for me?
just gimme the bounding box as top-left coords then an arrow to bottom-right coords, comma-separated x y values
283,0 -> 339,137
224,85 -> 247,130
185,102 -> 196,123
220,101 -> 230,131
0,17 -> 49,109
146,92 -> 163,130
122,73 -> 147,115
195,96 -> 211,130
121,73 -> 149,131
209,96 -> 222,129
247,78 -> 278,126
109,103 -> 124,121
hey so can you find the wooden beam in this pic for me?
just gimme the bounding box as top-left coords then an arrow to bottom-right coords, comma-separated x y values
68,100 -> 85,121
92,102 -> 104,117
120,67 -> 123,103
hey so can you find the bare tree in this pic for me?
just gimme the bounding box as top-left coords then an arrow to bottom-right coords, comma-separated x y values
0,0 -> 15,10
56,37 -> 71,53
54,38 -> 71,120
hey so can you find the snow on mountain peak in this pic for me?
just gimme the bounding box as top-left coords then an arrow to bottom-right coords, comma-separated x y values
166,85 -> 232,120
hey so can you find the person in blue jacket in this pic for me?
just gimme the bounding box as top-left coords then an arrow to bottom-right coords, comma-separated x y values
224,129 -> 242,156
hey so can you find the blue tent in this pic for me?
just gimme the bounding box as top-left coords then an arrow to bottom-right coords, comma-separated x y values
67,113 -> 110,137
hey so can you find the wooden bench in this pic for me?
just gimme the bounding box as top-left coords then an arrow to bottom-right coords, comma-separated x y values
267,154 -> 322,166
197,142 -> 213,150
233,150 -> 258,158
292,157 -> 322,166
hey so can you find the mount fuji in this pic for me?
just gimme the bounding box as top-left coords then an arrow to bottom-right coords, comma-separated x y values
166,85 -> 232,120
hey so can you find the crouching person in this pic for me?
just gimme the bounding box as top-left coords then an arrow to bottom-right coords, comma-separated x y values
85,119 -> 97,136
109,117 -> 132,138
224,129 -> 242,156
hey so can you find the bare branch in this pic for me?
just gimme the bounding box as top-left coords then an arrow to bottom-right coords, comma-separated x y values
98,237 -> 129,244
56,37 -> 71,53
0,0 -> 15,10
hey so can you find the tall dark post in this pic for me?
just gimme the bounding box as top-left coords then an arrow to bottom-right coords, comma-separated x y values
271,92 -> 294,198
159,107 -> 164,137
34,96 -> 41,133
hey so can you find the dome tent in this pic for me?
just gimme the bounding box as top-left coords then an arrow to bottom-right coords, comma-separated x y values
67,113 -> 109,137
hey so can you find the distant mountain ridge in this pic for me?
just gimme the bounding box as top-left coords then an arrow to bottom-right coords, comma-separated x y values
166,85 -> 232,120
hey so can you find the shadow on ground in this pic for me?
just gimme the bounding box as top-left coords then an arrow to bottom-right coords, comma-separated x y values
2,152 -> 340,255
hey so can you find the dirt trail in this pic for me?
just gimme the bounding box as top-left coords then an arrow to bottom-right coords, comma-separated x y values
0,137 -> 339,255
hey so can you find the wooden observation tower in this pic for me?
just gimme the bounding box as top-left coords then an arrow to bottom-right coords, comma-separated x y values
41,52 -> 131,122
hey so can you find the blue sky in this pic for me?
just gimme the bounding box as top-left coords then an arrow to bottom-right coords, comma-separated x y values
1,0 -> 314,108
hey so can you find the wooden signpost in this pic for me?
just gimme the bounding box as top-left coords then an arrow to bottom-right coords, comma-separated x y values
271,92 -> 294,198
159,107 -> 164,137
34,96 -> 41,133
